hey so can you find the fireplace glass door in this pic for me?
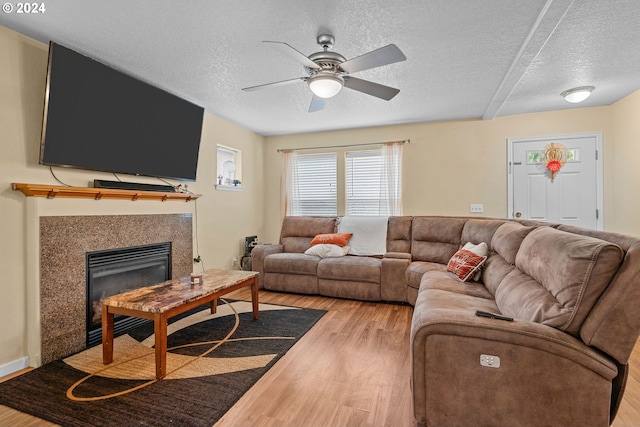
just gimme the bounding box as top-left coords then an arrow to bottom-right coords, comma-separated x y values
86,242 -> 171,346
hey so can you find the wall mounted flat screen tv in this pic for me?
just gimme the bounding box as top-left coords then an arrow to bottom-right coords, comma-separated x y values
40,42 -> 204,182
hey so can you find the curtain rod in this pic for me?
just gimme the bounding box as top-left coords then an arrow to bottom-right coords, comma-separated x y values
277,139 -> 410,153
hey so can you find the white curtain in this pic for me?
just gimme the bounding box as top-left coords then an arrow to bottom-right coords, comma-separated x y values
281,150 -> 299,216
381,141 -> 403,216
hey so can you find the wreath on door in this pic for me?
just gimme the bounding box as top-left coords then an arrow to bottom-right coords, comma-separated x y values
542,143 -> 567,181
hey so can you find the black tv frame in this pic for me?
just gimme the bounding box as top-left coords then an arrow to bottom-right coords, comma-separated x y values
39,42 -> 204,182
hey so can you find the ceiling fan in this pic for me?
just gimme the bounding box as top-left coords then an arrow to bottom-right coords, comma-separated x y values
242,34 -> 407,112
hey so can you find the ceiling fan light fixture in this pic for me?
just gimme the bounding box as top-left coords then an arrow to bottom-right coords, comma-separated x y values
308,73 -> 344,98
561,86 -> 595,103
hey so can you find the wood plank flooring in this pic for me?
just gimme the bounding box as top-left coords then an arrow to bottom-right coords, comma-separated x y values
215,290 -> 415,427
1,288 -> 639,426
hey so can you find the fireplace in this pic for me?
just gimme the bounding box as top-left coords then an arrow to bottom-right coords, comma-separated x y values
86,242 -> 171,347
39,214 -> 193,365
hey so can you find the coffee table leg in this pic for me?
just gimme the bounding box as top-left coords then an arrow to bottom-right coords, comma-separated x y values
154,313 -> 167,379
102,304 -> 114,365
211,298 -> 217,314
251,278 -> 259,320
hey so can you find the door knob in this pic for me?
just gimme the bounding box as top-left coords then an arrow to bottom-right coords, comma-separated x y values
515,212 -> 522,218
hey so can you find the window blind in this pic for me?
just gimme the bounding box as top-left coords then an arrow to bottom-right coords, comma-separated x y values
346,150 -> 385,215
346,149 -> 400,215
291,152 -> 337,216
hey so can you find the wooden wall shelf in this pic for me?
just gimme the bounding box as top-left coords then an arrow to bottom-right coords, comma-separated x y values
12,183 -> 201,202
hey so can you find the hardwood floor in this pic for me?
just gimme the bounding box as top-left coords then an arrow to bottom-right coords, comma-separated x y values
215,290 -> 415,427
613,336 -> 640,426
1,288 -> 639,426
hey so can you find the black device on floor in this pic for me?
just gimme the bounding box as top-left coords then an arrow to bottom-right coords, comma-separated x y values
241,235 -> 258,271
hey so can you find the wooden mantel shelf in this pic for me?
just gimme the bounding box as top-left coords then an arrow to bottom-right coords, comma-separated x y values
12,183 -> 202,202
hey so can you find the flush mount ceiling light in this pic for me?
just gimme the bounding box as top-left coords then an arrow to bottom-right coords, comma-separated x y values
307,73 -> 345,98
561,86 -> 595,103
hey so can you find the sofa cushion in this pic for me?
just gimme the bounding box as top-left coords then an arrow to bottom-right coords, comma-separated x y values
483,222 -> 536,295
263,273 -> 319,294
460,219 -> 508,251
411,217 -> 467,263
319,279 -> 381,301
420,270 -> 495,300
491,222 -> 536,265
556,225 -> 640,363
482,255 -> 516,296
263,253 -> 320,276
387,216 -> 413,253
447,249 -> 487,282
496,227 -> 624,336
280,216 -> 337,253
317,255 -> 381,284
406,261 -> 447,290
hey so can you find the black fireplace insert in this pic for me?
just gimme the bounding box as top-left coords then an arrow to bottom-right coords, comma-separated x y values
86,242 -> 171,347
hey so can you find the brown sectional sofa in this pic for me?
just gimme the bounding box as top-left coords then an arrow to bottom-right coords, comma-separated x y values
251,215 -> 640,426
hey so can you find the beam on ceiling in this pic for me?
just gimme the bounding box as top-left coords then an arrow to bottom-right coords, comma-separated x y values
482,0 -> 576,120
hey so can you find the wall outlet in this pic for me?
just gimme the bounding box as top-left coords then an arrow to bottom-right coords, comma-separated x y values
470,204 -> 484,213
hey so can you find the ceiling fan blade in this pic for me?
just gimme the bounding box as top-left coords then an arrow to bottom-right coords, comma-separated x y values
339,44 -> 406,74
242,77 -> 305,92
264,41 -> 320,70
308,95 -> 326,113
343,76 -> 400,100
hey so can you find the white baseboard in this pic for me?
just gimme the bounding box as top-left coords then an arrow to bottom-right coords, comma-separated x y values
0,356 -> 30,378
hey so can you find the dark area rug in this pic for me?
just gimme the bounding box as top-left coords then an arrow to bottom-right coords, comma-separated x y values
0,300 -> 326,427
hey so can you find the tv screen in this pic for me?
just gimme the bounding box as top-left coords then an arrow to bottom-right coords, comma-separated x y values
40,42 -> 204,182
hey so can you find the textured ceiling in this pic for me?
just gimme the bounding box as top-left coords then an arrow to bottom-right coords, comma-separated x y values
2,0 -> 639,136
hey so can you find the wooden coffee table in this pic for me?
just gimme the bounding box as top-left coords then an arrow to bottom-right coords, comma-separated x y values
101,268 -> 259,379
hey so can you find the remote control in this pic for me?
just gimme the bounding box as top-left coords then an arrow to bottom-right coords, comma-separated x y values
475,310 -> 514,321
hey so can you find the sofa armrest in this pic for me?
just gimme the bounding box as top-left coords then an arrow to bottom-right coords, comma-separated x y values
251,244 -> 283,288
384,251 -> 412,261
411,298 -> 618,426
381,255 -> 411,302
411,306 -> 618,379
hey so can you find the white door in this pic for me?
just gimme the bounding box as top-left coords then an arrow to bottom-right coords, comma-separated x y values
508,133 -> 603,230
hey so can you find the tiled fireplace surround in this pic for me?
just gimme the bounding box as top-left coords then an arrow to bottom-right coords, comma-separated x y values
39,214 -> 193,364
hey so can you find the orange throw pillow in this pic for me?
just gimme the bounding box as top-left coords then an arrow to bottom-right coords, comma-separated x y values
310,233 -> 353,247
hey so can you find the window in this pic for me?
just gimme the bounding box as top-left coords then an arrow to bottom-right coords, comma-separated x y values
283,142 -> 403,216
217,145 -> 242,188
527,148 -> 578,164
527,150 -> 542,164
346,150 -> 386,215
346,145 -> 402,215
288,152 -> 337,216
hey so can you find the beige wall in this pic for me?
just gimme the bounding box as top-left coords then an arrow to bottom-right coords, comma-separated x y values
263,106 -> 619,244
0,26 -> 265,369
610,90 -> 640,236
